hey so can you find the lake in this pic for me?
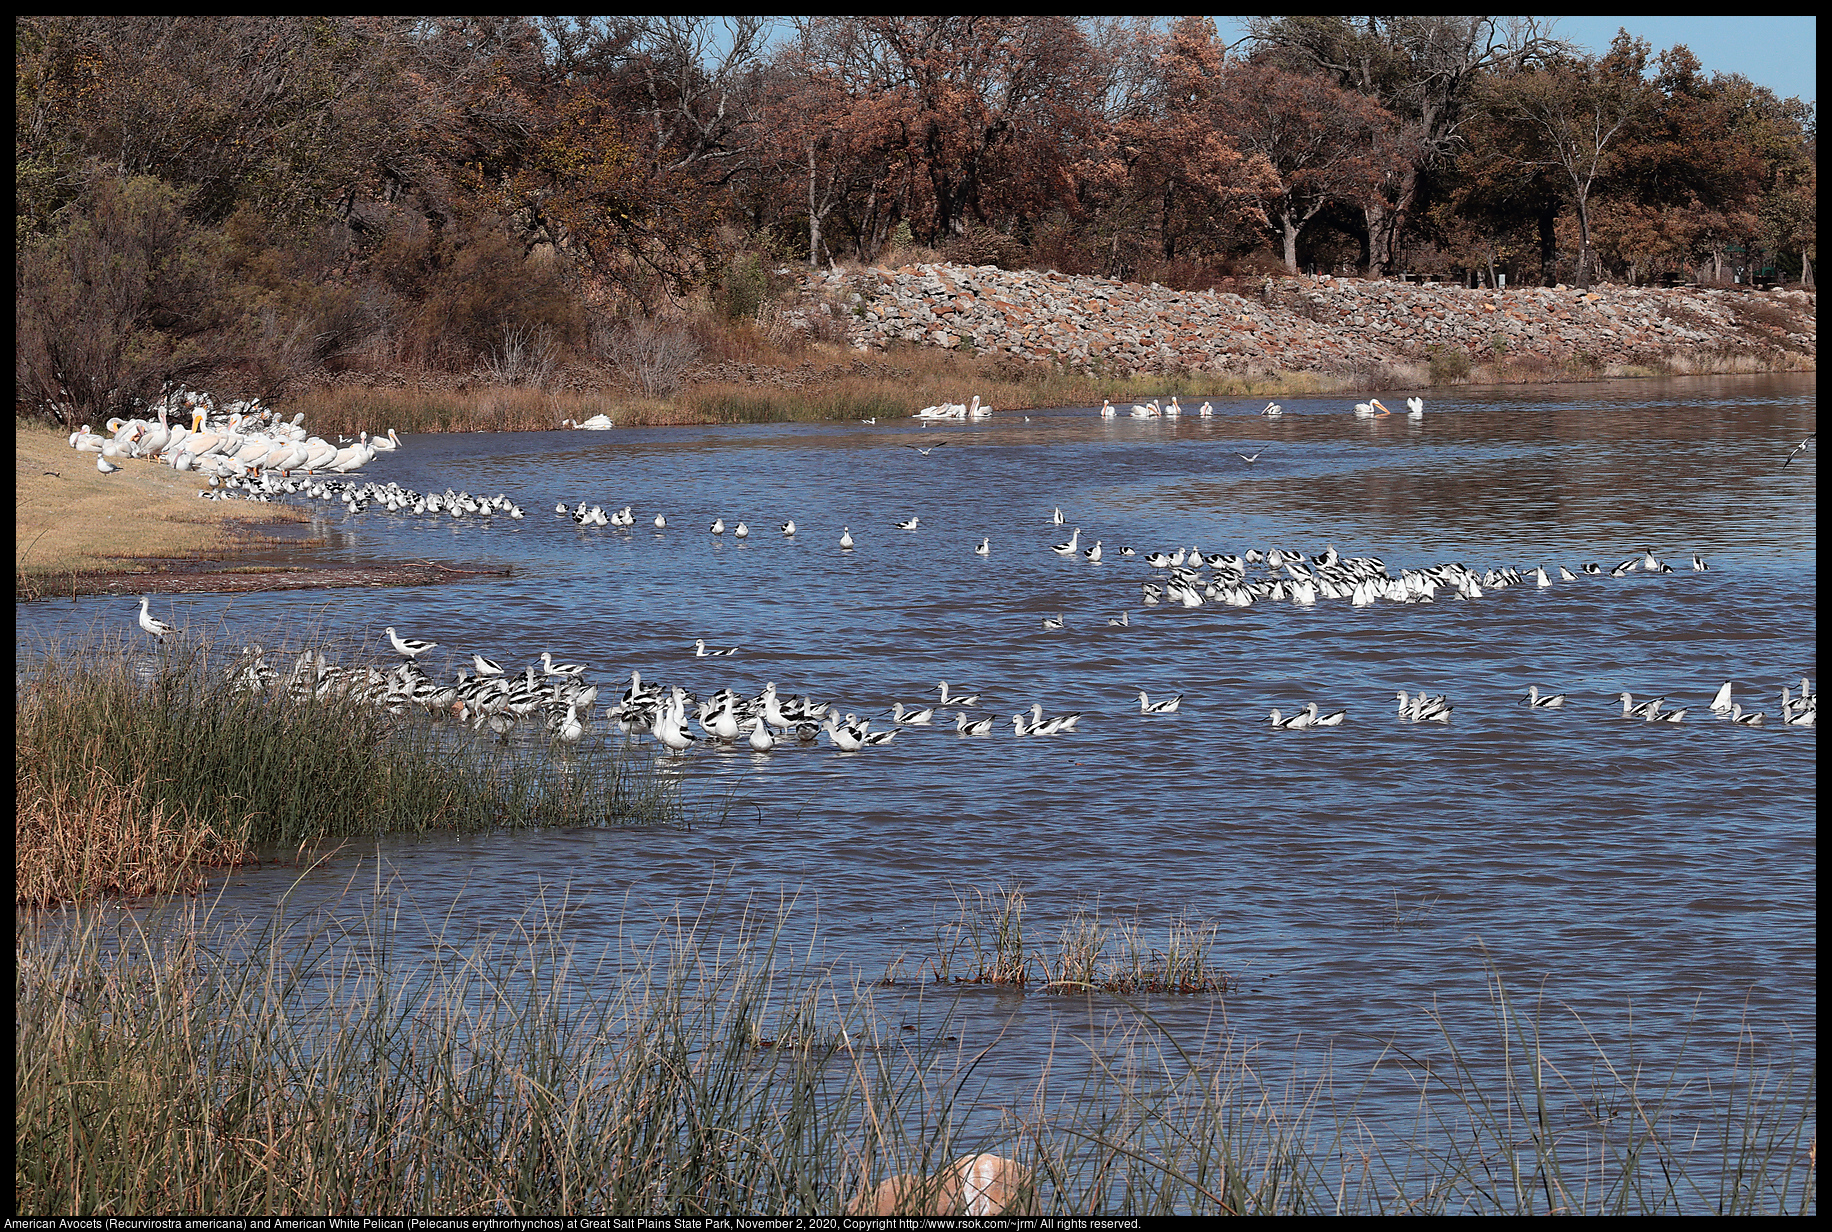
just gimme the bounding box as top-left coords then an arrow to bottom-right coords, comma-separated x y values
16,373 -> 1817,1184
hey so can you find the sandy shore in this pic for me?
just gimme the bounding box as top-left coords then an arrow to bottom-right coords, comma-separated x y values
15,423 -> 506,599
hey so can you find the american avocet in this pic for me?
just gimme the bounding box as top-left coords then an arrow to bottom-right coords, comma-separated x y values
1138,691 -> 1181,714
781,520 -> 796,536
694,638 -> 737,657
1641,547 -> 1662,570
1040,614 -> 1065,631
840,527 -> 854,549
472,654 -> 505,677
1268,707 -> 1313,730
1647,706 -> 1687,723
890,702 -> 935,725
1052,506 -> 1065,524
1052,528 -> 1080,555
956,712 -> 994,735
1708,681 -> 1733,714
748,715 -> 776,752
1692,554 -> 1707,571
1084,540 -> 1103,563
540,651 -> 587,677
823,713 -> 864,751
1304,702 -> 1347,727
895,515 -> 920,529
385,626 -> 438,659
975,537 -> 990,556
1522,685 -> 1565,708
734,522 -> 748,538
1616,692 -> 1663,719
1534,566 -> 1552,588
710,518 -> 725,534
1728,704 -> 1764,727
1558,566 -> 1578,580
653,513 -> 667,529
137,595 -> 176,638
1028,702 -> 1079,732
1107,611 -> 1130,626
937,681 -> 980,707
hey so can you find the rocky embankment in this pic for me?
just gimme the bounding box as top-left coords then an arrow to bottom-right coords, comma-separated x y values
794,263 -> 1815,379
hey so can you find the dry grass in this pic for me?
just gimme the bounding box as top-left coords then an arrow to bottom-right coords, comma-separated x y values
15,420 -> 308,586
15,762 -> 254,905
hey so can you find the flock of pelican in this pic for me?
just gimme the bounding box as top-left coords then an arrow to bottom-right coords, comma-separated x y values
67,389 -> 397,479
1098,396 -> 1424,421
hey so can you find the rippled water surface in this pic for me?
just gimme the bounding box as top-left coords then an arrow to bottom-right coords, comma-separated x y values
19,374 -> 1817,1143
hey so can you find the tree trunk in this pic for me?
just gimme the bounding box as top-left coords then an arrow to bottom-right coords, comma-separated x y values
1281,214 -> 1301,273
1803,251 -> 1814,290
807,143 -> 822,268
1572,192 -> 1594,288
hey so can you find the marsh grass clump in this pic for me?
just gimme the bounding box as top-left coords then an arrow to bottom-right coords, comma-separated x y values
928,888 -> 1238,996
14,887 -> 1816,1216
16,630 -> 679,902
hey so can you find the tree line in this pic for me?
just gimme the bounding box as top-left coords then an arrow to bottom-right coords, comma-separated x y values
15,16 -> 1816,422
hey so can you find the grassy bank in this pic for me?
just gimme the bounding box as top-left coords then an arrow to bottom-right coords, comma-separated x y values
14,884 -> 1816,1215
16,631 -> 681,905
16,419 -> 310,591
288,353 -> 1340,437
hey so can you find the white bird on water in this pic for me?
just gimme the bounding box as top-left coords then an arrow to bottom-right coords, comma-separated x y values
974,537 -> 990,556
1138,691 -> 1181,714
1406,397 -> 1425,420
840,527 -> 854,549
137,595 -> 177,638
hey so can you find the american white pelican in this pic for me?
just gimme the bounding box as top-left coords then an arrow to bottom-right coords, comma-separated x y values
1353,399 -> 1391,418
1198,402 -> 1213,417
563,414 -> 615,430
1261,402 -> 1282,416
137,595 -> 176,638
1406,397 -> 1424,419
1100,399 -> 1116,419
1164,397 -> 1181,417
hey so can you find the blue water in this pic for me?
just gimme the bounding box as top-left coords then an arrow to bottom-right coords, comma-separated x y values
18,373 -> 1817,1170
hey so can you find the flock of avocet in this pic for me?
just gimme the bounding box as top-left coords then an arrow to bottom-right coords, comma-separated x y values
133,505 -> 1814,751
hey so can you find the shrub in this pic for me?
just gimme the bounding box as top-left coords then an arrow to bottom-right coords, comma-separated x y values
1428,345 -> 1473,384
597,314 -> 702,397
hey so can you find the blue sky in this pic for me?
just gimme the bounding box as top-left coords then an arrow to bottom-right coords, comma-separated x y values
1214,16 -> 1816,106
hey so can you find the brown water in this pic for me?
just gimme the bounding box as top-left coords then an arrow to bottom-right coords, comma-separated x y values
19,374 -> 1816,1181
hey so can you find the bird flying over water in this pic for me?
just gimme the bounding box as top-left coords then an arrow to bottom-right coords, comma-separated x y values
1784,434 -> 1814,467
